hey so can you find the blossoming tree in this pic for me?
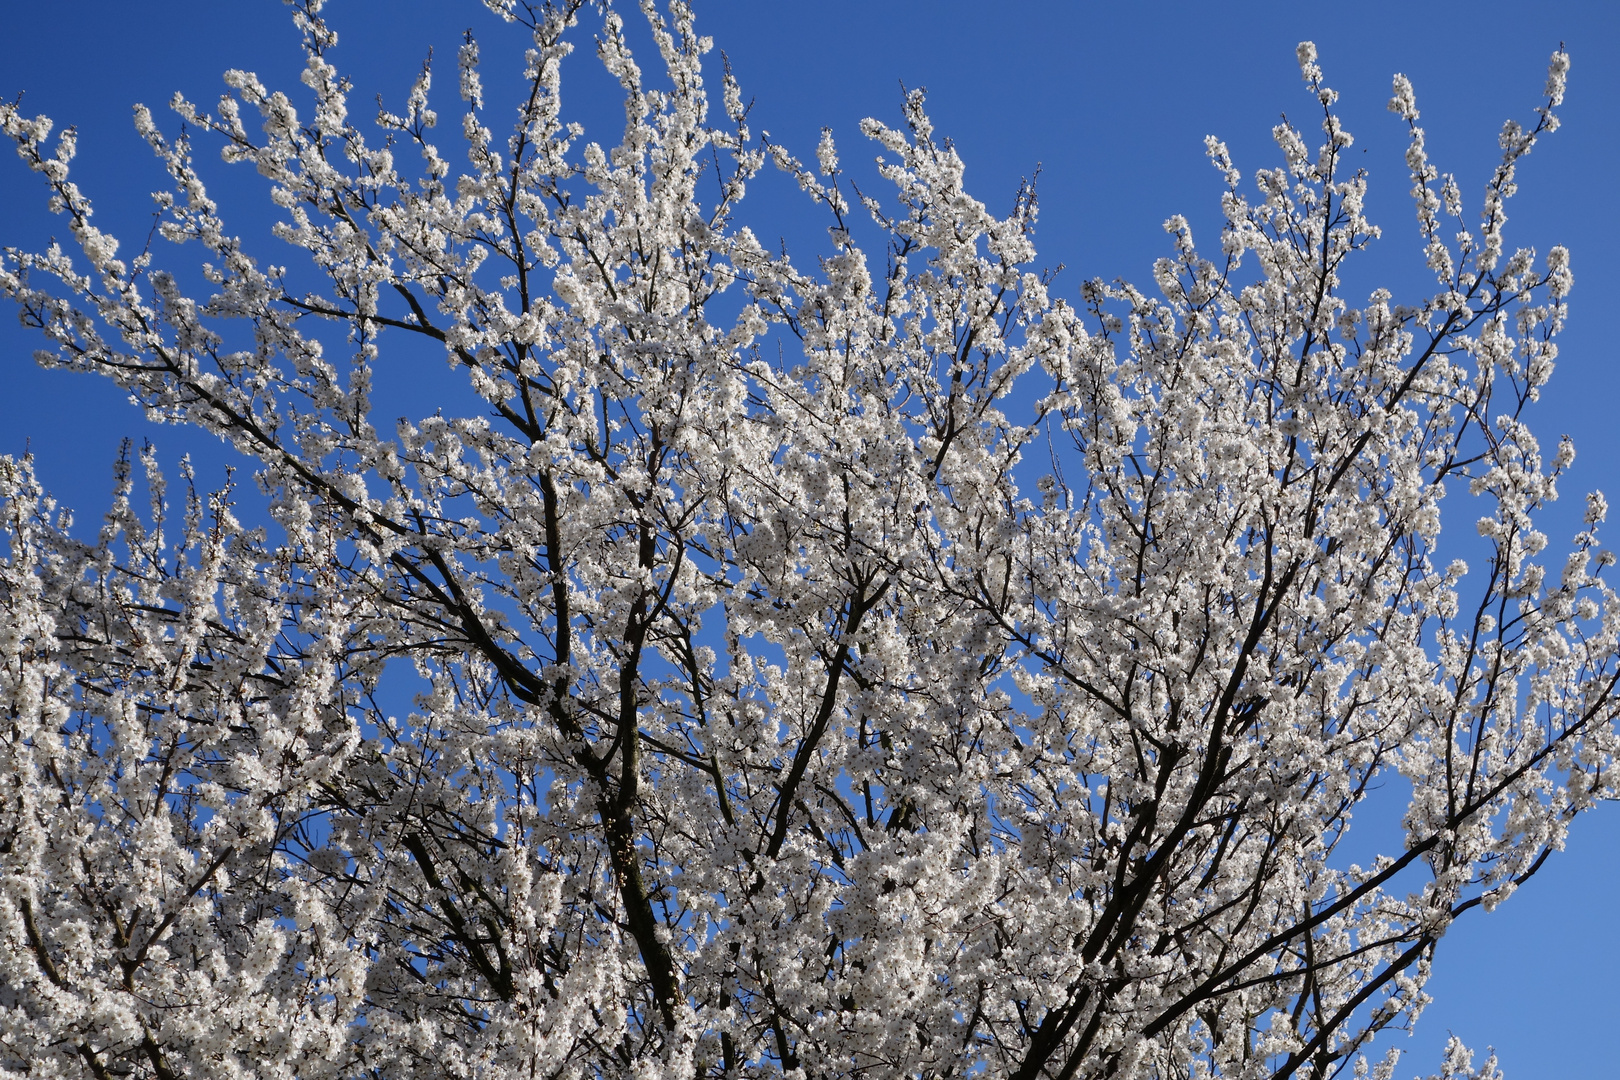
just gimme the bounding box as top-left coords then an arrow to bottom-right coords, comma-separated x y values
0,2 -> 1606,1078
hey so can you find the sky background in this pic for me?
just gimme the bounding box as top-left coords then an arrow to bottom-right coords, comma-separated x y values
2,1 -> 1618,1075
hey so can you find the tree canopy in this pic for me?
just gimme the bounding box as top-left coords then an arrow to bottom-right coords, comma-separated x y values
0,3 -> 1607,1079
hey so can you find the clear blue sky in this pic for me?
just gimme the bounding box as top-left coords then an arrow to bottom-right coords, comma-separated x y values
3,2 -> 1617,1075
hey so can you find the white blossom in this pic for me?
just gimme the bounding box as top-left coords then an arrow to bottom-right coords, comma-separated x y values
0,10 -> 1603,1080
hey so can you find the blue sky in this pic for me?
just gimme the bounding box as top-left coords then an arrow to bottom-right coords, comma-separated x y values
3,1 -> 1617,1075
